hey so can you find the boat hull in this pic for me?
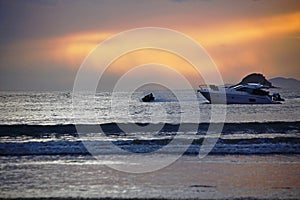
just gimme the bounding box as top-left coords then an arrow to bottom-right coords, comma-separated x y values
198,90 -> 277,104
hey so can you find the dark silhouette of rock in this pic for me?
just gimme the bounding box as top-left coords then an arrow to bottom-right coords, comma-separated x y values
237,73 -> 274,87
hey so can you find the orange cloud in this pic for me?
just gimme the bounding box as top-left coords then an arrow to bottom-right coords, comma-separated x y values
1,32 -> 111,68
191,12 -> 300,47
188,11 -> 300,83
2,11 -> 300,84
107,49 -> 202,83
41,11 -> 300,73
47,32 -> 112,66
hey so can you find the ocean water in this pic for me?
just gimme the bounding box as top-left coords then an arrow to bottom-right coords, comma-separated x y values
0,88 -> 300,198
0,88 -> 299,155
1,88 -> 299,125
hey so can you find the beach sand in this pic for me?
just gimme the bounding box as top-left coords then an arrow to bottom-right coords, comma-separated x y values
1,155 -> 300,199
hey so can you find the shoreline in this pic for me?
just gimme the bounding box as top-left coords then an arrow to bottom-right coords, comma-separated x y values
1,155 -> 300,199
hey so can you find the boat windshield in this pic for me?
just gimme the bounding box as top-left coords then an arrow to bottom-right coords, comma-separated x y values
235,86 -> 269,96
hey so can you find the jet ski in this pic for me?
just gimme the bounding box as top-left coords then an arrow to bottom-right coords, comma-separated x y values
142,93 -> 155,102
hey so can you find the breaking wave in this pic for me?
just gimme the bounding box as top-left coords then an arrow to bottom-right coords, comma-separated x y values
0,121 -> 299,136
0,121 -> 299,156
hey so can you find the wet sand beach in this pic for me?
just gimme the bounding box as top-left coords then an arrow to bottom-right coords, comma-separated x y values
1,155 -> 300,199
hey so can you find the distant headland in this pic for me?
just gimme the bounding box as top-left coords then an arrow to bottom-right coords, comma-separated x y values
269,77 -> 300,89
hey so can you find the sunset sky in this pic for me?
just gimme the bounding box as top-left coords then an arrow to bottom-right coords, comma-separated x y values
0,0 -> 300,90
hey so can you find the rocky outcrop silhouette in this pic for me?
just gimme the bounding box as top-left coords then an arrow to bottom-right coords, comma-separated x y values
237,73 -> 274,87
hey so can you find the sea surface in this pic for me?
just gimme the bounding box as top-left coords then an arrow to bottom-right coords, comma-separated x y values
0,88 -> 300,199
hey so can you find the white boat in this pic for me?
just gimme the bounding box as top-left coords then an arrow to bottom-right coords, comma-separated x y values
197,83 -> 284,104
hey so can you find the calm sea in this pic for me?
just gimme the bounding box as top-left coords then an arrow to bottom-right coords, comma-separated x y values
0,88 -> 299,198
